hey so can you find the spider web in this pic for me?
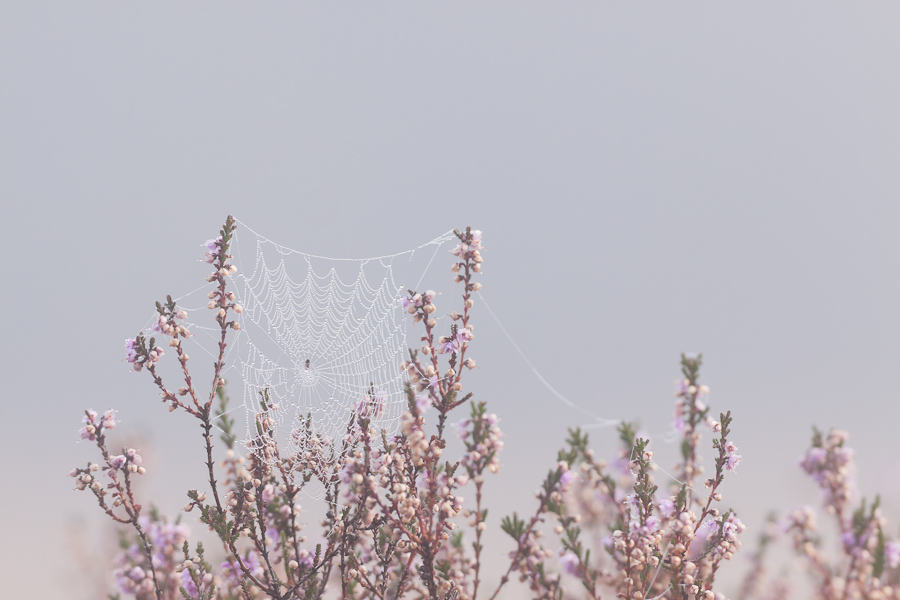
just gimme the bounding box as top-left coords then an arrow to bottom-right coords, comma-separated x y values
227,221 -> 456,490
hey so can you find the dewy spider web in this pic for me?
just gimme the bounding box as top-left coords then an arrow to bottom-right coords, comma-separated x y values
226,220 -> 457,492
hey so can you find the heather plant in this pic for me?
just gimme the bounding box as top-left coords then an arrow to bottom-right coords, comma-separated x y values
755,428 -> 900,600
71,216 -> 895,600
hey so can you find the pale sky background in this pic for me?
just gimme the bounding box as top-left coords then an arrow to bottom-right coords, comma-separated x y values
2,3 -> 899,599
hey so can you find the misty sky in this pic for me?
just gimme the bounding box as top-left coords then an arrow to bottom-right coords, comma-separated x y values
1,4 -> 899,598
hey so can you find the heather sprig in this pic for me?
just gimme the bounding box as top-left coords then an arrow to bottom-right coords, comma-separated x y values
774,428 -> 900,600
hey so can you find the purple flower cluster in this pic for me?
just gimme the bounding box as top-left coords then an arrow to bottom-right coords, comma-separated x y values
203,236 -> 222,264
723,439 -> 742,472
77,408 -> 116,442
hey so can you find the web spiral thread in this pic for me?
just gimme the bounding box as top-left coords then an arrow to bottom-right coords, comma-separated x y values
228,223 -> 456,493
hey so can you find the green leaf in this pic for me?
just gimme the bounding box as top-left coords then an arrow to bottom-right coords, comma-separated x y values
874,526 -> 886,579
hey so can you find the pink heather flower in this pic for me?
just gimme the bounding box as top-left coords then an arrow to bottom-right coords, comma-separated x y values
147,347 -> 163,363
841,531 -> 858,548
455,418 -> 469,440
221,552 -> 264,587
181,569 -> 199,597
101,409 -> 117,430
688,521 -> 715,558
298,549 -> 314,568
658,497 -> 676,517
624,494 -> 641,517
829,429 -> 849,445
781,505 -> 817,533
437,336 -> 459,354
79,410 -> 100,441
725,452 -> 742,472
124,338 -> 139,363
700,518 -> 719,540
559,467 -> 576,489
721,514 -> 745,541
886,541 -> 900,569
428,374 -> 441,392
150,314 -> 168,334
175,309 -> 188,320
265,527 -> 279,543
800,447 -> 827,472
203,236 -> 222,263
558,551 -> 579,576
110,455 -> 127,469
724,441 -> 738,454
354,392 -> 385,419
455,328 -> 473,345
414,394 -> 430,415
415,469 -> 431,492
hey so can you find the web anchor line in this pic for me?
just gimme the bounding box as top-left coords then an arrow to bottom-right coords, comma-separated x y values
475,291 -> 622,429
475,290 -> 710,497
